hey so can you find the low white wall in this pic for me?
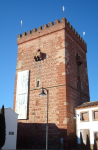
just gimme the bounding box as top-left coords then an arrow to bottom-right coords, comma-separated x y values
76,107 -> 98,144
2,108 -> 18,150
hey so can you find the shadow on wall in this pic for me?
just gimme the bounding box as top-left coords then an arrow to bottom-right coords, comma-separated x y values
79,132 -> 90,150
69,132 -> 77,149
93,140 -> 97,150
78,132 -> 97,150
17,122 -> 68,149
17,122 -> 98,149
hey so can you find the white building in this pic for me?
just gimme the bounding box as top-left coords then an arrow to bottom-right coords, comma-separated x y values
75,101 -> 98,150
1,107 -> 18,150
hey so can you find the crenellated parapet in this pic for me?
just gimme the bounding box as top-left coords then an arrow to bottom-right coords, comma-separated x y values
17,17 -> 86,49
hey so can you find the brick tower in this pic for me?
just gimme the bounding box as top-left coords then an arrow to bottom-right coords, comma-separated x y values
13,17 -> 89,149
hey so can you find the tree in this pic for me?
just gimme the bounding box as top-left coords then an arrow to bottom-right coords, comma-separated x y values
0,105 -> 6,148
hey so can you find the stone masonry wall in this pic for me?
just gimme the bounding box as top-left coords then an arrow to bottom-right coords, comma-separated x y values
13,17 -> 89,149
65,26 -> 89,137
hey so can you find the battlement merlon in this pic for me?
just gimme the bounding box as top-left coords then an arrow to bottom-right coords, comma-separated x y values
17,17 -> 87,52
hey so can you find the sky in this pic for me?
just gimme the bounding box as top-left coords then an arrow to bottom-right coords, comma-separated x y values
0,0 -> 98,109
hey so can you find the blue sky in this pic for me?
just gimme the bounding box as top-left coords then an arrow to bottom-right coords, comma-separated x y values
0,0 -> 98,109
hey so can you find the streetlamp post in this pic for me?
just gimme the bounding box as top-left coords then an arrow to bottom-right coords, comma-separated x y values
39,87 -> 49,150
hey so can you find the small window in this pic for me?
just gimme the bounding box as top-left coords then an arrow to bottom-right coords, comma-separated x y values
9,132 -> 14,135
37,81 -> 39,87
93,110 -> 98,120
36,78 -> 41,88
80,112 -> 89,121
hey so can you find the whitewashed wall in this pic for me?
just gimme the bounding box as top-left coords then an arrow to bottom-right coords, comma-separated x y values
2,108 -> 18,150
76,107 -> 98,145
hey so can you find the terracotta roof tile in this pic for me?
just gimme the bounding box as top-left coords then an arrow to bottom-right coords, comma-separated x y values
75,101 -> 98,109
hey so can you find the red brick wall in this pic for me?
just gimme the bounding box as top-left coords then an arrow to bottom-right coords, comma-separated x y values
65,23 -> 89,136
13,17 -> 89,149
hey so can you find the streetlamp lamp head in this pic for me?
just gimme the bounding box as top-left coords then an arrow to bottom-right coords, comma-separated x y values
39,87 -> 46,97
73,114 -> 76,119
73,114 -> 79,119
